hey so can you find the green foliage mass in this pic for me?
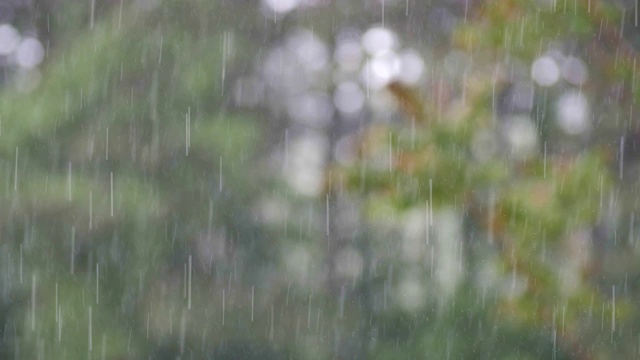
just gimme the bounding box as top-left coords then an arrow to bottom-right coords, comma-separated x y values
0,1 -> 279,358
0,0 -> 636,359
331,1 -> 634,359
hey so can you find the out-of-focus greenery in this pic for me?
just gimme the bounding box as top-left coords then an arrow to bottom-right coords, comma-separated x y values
0,1 -> 286,358
332,1 -> 636,359
0,0 -> 638,359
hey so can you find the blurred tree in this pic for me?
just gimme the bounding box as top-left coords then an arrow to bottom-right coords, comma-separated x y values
327,0 -> 638,359
1,0 -> 640,359
0,0 -> 296,358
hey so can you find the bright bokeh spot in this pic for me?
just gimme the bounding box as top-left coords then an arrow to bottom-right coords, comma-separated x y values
531,56 -> 560,87
15,37 -> 44,69
263,0 -> 300,13
398,49 -> 424,85
0,23 -> 20,56
287,29 -> 328,73
334,34 -> 363,72
502,115 -> 539,160
362,26 -> 398,56
334,81 -> 365,115
561,56 -> 589,86
285,131 -> 327,196
367,50 -> 402,89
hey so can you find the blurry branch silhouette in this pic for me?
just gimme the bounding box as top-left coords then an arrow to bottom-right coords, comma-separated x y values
386,81 -> 428,124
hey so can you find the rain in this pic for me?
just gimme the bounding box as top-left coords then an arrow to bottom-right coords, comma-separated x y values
0,0 -> 639,359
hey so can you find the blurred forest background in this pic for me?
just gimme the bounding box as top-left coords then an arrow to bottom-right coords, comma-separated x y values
0,0 -> 640,359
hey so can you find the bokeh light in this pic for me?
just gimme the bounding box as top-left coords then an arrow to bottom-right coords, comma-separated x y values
561,56 -> 589,86
286,92 -> 334,128
0,23 -> 20,56
263,0 -> 300,14
333,81 -> 365,115
362,26 -> 398,56
531,55 -> 560,87
15,37 -> 45,69
556,91 -> 590,135
398,49 -> 425,85
501,115 -> 539,160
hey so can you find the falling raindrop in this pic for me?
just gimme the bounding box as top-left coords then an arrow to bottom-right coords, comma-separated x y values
544,142 -> 547,178
188,255 -> 192,310
110,172 -> 114,217
89,306 -> 93,352
14,146 -> 18,192
620,136 -> 625,179
31,274 -> 36,331
70,227 -> 75,275
96,263 -> 99,304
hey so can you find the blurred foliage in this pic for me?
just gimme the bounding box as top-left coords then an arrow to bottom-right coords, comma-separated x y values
0,0 -> 638,359
0,0 -> 286,358
330,1 -> 638,359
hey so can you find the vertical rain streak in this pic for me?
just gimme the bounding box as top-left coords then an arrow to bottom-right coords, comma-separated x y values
222,32 -> 231,96
105,128 -> 109,160
186,108 -> 191,156
67,162 -> 72,201
58,306 -> 63,342
55,282 -> 58,323
31,274 -> 36,331
620,136 -> 625,180
188,255 -> 192,310
90,0 -> 96,29
219,156 -> 223,192
544,142 -> 547,178
110,172 -> 114,217
612,285 -> 616,340
96,263 -> 100,304
251,285 -> 255,322
19,244 -> 23,283
89,306 -> 93,352
71,226 -> 75,275
14,147 -> 18,192
89,191 -> 93,230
